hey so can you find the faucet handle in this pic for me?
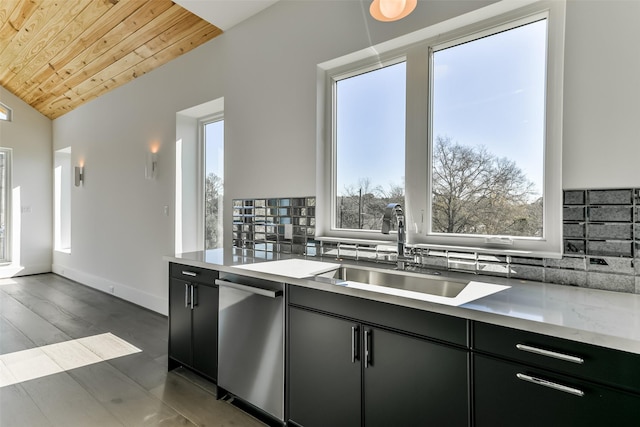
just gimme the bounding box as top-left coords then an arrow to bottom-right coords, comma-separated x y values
381,203 -> 402,234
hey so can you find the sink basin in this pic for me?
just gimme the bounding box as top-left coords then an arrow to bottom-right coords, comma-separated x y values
323,266 -> 468,298
315,265 -> 510,306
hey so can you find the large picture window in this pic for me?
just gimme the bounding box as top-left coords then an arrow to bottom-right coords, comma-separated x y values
319,1 -> 565,257
334,61 -> 406,231
429,19 -> 546,239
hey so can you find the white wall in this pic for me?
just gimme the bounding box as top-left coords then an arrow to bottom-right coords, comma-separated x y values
50,0 -> 640,314
562,0 -> 640,189
52,34 -> 227,314
0,88 -> 52,277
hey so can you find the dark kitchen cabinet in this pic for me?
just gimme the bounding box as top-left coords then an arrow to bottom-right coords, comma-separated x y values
364,326 -> 467,427
289,307 -> 361,427
169,278 -> 192,364
168,263 -> 218,382
288,286 -> 469,427
474,354 -> 639,427
473,322 -> 640,427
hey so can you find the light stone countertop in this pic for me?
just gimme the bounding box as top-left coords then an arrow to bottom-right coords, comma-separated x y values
165,249 -> 640,355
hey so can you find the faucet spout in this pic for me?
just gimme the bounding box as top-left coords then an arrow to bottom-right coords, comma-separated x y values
381,203 -> 407,269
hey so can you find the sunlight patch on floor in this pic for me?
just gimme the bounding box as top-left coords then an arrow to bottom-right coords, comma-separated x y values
0,333 -> 141,387
0,278 -> 20,286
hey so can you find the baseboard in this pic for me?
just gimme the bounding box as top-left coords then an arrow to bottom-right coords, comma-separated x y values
51,264 -> 168,315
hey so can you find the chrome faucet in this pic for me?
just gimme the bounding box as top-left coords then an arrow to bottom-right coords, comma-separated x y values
381,203 -> 409,269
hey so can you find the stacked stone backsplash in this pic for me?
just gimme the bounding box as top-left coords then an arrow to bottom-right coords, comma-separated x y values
232,189 -> 640,294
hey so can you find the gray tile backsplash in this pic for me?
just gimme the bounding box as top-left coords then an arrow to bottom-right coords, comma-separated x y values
563,190 -> 585,205
588,206 -> 633,222
233,188 -> 640,294
232,197 -> 318,257
587,223 -> 632,240
587,189 -> 633,205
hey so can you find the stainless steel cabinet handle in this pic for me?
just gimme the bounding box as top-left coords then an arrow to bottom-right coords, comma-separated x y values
184,283 -> 190,308
215,279 -> 283,298
516,344 -> 584,364
181,271 -> 198,277
190,284 -> 195,309
351,326 -> 359,363
516,373 -> 585,397
364,329 -> 371,368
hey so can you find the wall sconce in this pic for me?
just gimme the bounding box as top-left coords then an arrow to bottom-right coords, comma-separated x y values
370,0 -> 417,22
145,151 -> 158,180
74,166 -> 84,187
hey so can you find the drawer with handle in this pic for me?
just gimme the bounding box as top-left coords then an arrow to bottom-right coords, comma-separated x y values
473,321 -> 640,393
474,354 -> 640,427
170,263 -> 219,284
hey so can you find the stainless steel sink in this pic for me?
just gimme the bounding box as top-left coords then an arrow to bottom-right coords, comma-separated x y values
319,266 -> 469,298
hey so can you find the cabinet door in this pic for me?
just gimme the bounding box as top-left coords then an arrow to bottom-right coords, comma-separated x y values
169,278 -> 192,366
288,307 -> 361,427
192,283 -> 218,381
474,354 -> 640,427
364,327 -> 469,427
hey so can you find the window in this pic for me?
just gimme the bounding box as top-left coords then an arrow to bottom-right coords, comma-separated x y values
0,148 -> 11,262
202,117 -> 224,249
334,61 -> 406,231
54,148 -> 72,253
319,1 -> 565,257
0,102 -> 11,122
429,19 -> 546,239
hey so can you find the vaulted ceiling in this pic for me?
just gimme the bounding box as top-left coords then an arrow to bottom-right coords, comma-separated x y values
0,0 -> 223,120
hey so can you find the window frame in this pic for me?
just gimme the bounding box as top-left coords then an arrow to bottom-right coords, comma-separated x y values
0,102 -> 12,122
330,56 -> 408,235
54,147 -> 72,253
199,113 -> 225,251
0,148 -> 12,263
317,0 -> 565,257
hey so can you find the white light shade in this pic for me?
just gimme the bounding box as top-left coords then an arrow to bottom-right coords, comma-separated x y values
370,0 -> 417,22
381,0 -> 405,18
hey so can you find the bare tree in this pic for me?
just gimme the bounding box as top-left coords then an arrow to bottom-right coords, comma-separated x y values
337,178 -> 404,230
205,173 -> 223,249
336,136 -> 541,237
431,135 -> 541,236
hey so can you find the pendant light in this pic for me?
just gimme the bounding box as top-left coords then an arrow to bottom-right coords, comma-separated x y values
370,0 -> 417,22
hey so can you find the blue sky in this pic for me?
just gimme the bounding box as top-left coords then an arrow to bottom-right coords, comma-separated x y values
205,120 -> 224,178
336,19 -> 547,197
336,62 -> 406,193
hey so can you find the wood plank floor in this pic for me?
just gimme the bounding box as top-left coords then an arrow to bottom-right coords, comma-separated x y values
0,273 -> 266,427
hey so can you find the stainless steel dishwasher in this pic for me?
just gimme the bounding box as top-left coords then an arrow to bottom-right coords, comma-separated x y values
216,273 -> 285,422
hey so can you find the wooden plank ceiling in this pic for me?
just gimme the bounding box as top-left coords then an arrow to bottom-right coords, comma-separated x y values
0,0 -> 222,120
